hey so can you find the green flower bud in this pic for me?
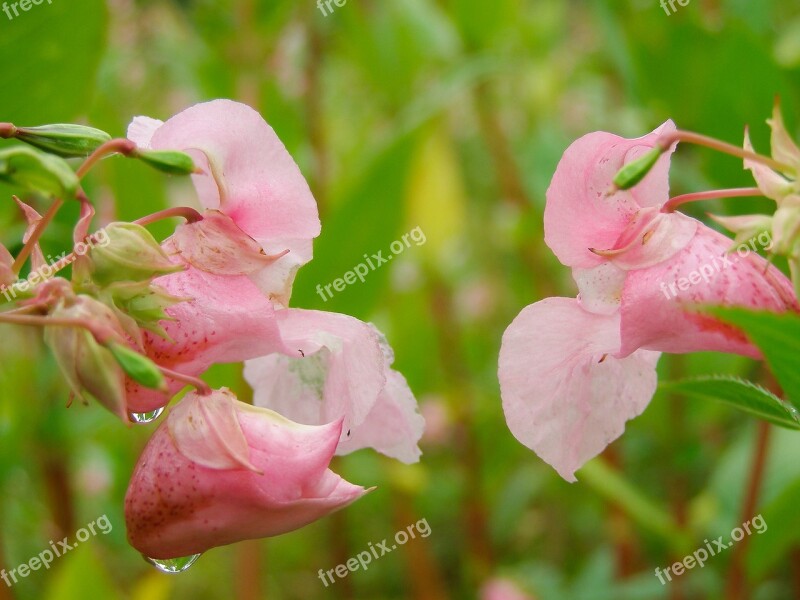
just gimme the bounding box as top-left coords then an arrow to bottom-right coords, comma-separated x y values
88,223 -> 183,286
101,280 -> 186,339
0,146 -> 78,197
44,295 -> 129,422
14,124 -> 112,158
612,147 -> 664,191
134,149 -> 197,176
108,343 -> 167,391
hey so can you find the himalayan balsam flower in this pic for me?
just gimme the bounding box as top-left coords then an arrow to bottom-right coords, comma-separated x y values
125,389 -> 367,559
499,121 -> 797,481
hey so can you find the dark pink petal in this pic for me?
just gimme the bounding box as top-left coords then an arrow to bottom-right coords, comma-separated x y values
619,224 -> 798,357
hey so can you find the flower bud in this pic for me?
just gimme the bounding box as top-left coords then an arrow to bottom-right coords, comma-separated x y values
13,124 -> 112,158
101,281 -> 185,339
44,295 -> 129,422
125,388 -> 368,559
133,149 -> 197,176
171,210 -> 286,275
709,213 -> 773,247
108,343 -> 167,391
612,147 -> 664,190
88,223 -> 182,286
0,146 -> 78,197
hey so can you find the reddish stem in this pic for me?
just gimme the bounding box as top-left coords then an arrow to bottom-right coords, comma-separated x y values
661,187 -> 763,213
725,421 -> 771,600
157,365 -> 212,396
12,197 -> 63,275
134,206 -> 204,227
657,130 -> 794,175
75,138 -> 137,179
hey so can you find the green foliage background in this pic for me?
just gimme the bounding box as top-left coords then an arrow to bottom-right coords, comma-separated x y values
1,0 -> 800,598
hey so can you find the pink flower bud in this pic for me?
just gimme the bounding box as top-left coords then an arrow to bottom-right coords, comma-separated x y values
125,388 -> 368,559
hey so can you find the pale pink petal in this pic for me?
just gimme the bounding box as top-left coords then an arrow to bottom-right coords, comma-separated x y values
245,310 -> 424,461
598,210 -> 697,271
0,243 -> 14,286
498,297 -> 660,482
573,262 -> 626,315
14,197 -> 46,271
619,224 -> 798,357
335,369 -> 425,464
170,210 -> 286,276
544,121 -> 676,269
146,99 -> 320,246
168,389 -> 260,472
126,116 -> 164,150
481,578 -> 536,600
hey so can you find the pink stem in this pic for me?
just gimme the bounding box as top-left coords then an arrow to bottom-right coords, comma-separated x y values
75,138 -> 137,179
658,130 -> 794,175
662,187 -> 763,213
12,197 -> 63,275
157,365 -> 212,396
134,206 -> 204,227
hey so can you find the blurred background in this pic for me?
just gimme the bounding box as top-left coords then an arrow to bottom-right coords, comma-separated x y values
1,0 -> 800,598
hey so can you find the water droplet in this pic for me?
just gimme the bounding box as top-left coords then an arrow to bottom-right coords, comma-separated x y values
145,553 -> 201,573
130,407 -> 165,424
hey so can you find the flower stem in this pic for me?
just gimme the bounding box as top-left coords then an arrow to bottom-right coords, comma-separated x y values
658,130 -> 795,175
0,312 -> 113,344
662,187 -> 763,213
134,206 -> 204,227
0,122 -> 16,138
12,197 -> 63,275
75,138 -> 137,179
157,365 -> 211,396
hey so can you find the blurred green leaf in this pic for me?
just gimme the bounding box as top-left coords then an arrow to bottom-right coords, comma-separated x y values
43,545 -> 122,600
660,375 -> 800,430
709,307 -> 800,408
1,0 -> 108,123
746,477 -> 800,580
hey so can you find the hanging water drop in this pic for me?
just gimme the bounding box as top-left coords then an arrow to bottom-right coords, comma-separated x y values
145,553 -> 201,573
129,407 -> 165,424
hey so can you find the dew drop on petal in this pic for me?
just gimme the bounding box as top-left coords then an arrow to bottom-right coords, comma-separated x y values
145,553 -> 201,573
130,407 -> 165,424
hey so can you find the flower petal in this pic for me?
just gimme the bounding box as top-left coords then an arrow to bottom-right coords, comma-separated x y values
544,121 -> 676,269
498,297 -> 660,482
619,224 -> 798,357
127,116 -> 164,150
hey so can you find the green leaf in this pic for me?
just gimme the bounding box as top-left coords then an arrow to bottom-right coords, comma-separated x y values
0,146 -> 78,197
708,307 -> 800,408
659,375 -> 800,430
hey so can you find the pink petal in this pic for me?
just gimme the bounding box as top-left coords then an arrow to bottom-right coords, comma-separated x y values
498,297 -> 660,482
126,390 -> 367,559
168,389 -> 260,472
0,243 -> 14,287
544,121 -> 676,269
127,116 -> 164,149
146,99 -> 320,248
619,224 -> 798,357
245,310 -> 424,461
125,260 -> 286,413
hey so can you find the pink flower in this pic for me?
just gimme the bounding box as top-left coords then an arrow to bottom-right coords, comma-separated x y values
125,388 -> 367,559
480,577 -> 536,600
244,309 -> 425,464
500,123 -> 798,481
128,99 -> 321,305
